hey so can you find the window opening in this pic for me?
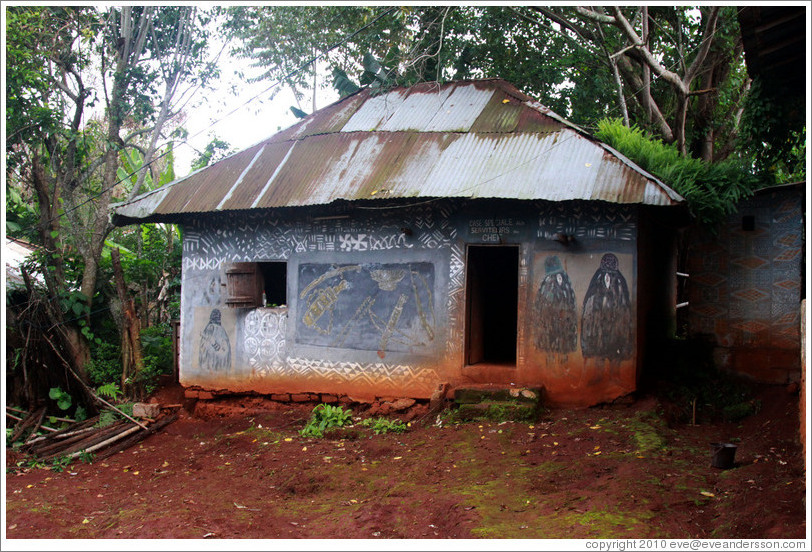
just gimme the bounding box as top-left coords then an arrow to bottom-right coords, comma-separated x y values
225,261 -> 287,308
259,262 -> 287,307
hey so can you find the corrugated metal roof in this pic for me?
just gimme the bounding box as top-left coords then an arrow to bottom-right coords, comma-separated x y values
112,79 -> 683,224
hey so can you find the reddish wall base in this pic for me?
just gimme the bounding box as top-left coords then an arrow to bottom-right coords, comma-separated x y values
715,346 -> 802,384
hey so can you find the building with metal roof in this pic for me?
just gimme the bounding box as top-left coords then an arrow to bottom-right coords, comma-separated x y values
113,79 -> 688,407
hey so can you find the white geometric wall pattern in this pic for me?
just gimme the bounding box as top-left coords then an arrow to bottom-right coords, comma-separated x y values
285,357 -> 440,387
183,202 -> 460,385
243,309 -> 287,377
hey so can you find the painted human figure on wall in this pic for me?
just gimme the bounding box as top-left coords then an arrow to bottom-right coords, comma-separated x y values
199,308 -> 231,373
534,255 -> 577,359
580,253 -> 632,364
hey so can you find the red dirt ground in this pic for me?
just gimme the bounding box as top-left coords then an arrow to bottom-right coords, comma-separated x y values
4,381 -> 809,543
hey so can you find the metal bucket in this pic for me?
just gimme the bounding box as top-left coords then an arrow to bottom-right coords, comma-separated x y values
710,442 -> 738,469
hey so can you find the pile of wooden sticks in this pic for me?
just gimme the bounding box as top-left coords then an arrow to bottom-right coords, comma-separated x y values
7,405 -> 178,463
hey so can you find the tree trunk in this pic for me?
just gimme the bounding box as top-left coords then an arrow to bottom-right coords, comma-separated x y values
112,248 -> 145,400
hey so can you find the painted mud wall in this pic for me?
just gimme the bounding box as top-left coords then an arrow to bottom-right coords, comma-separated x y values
686,185 -> 804,384
178,199 -> 642,405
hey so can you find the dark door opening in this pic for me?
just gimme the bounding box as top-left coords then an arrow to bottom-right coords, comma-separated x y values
465,245 -> 519,366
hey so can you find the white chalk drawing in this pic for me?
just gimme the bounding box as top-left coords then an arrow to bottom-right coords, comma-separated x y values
182,204 -> 460,384
243,309 -> 286,377
285,357 -> 440,388
339,233 -> 369,251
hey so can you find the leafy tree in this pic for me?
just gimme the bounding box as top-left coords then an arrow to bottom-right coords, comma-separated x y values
190,136 -> 234,171
6,6 -> 216,384
738,77 -> 807,185
224,6 -> 764,168
223,6 -> 391,106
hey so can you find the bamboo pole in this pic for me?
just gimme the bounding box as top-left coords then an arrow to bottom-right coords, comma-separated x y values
93,413 -> 177,461
23,417 -> 99,446
38,421 -> 133,460
25,425 -> 97,447
66,425 -> 143,459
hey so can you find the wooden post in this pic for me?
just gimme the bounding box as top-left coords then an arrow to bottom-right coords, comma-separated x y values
111,248 -> 144,400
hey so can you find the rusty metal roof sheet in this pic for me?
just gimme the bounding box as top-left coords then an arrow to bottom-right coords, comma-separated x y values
112,79 -> 683,224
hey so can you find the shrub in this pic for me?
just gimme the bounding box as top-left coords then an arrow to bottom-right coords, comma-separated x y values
300,404 -> 353,438
138,324 -> 174,394
595,118 -> 758,228
360,417 -> 408,435
86,341 -> 122,388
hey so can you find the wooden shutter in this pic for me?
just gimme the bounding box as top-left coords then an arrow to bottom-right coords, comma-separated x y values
225,263 -> 262,307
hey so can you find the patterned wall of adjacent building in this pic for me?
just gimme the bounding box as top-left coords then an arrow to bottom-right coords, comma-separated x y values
686,185 -> 804,383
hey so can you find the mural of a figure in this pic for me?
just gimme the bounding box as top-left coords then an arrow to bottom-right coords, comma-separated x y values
534,255 -> 577,358
580,253 -> 632,364
199,309 -> 231,373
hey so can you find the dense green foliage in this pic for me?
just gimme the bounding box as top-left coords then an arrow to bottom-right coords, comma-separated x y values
300,404 -> 354,438
5,5 -> 207,406
595,118 -> 757,227
738,78 -> 806,185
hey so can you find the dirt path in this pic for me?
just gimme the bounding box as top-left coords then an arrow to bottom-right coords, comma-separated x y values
5,384 -> 806,540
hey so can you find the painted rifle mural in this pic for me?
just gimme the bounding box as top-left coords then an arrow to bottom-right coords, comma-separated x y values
296,262 -> 436,355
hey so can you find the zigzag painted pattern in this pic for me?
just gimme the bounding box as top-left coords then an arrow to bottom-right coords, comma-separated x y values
283,357 -> 440,386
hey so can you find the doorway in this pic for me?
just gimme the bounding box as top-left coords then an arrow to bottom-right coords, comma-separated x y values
464,245 -> 519,366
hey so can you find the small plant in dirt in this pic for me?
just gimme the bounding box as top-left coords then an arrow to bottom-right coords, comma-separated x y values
50,455 -> 73,472
360,417 -> 408,435
300,404 -> 353,438
78,451 -> 95,464
19,458 -> 45,470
